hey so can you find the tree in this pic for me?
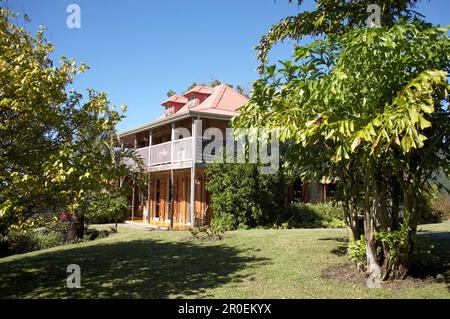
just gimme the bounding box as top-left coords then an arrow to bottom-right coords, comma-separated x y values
236,16 -> 449,286
210,79 -> 222,88
186,82 -> 199,91
0,8 -> 143,239
296,24 -> 450,284
182,79 -> 243,93
166,89 -> 176,97
235,85 -> 251,98
0,8 -> 79,233
256,0 -> 421,72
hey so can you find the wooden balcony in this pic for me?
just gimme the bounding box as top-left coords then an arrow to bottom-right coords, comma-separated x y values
132,137 -> 200,172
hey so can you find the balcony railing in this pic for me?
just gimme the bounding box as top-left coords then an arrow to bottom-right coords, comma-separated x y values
150,140 -> 172,166
132,137 -> 194,167
173,138 -> 192,162
135,147 -> 150,166
130,137 -> 229,169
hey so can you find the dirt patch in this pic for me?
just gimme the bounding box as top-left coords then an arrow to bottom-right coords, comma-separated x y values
322,263 -> 437,289
322,263 -> 367,286
381,277 -> 435,290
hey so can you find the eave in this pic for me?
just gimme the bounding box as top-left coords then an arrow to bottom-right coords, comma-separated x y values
118,110 -> 237,138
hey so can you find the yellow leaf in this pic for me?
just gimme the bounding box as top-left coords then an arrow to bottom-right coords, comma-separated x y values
351,137 -> 362,151
418,115 -> 431,129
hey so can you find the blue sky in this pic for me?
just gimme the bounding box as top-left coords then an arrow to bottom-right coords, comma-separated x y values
5,0 -> 450,132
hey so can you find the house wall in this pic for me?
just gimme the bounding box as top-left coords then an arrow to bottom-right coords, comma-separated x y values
200,118 -> 229,136
287,181 -> 331,204
131,168 -> 210,230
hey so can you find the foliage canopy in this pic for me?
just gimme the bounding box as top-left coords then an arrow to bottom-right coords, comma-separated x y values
236,1 -> 450,284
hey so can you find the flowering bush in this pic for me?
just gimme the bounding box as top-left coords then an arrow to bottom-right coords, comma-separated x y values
60,212 -> 70,222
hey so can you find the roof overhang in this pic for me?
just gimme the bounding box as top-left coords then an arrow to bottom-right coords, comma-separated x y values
118,111 -> 237,138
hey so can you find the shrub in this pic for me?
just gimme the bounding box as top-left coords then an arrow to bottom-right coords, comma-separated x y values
277,202 -> 345,229
2,232 -> 32,255
3,228 -> 66,256
29,229 -> 66,250
1,224 -> 111,257
348,236 -> 367,271
431,194 -> 450,221
206,163 -> 346,230
375,214 -> 413,268
84,191 -> 128,225
210,214 -> 235,233
206,163 -> 286,231
417,193 -> 441,224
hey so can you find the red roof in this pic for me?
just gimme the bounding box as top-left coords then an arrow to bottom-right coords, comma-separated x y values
176,84 -> 248,116
119,84 -> 250,136
161,95 -> 188,107
183,85 -> 215,96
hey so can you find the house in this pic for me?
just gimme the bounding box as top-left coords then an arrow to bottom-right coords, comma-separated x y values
119,84 -> 248,230
119,84 -> 332,230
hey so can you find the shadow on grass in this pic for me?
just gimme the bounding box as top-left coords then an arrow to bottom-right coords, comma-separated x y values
318,237 -> 349,243
0,238 -> 269,299
319,237 -> 349,257
323,231 -> 450,291
412,232 -> 450,292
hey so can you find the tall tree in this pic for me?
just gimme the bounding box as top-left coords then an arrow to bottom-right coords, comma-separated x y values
0,7 -> 142,238
236,3 -> 450,286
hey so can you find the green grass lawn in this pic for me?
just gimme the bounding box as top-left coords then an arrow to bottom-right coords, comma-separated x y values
0,223 -> 449,299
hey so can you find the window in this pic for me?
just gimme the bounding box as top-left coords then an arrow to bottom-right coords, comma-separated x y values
326,184 -> 337,199
188,96 -> 197,107
164,107 -> 173,117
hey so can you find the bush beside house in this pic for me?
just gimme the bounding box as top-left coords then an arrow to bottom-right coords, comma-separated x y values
205,163 -> 446,231
206,163 -> 286,231
205,163 -> 345,231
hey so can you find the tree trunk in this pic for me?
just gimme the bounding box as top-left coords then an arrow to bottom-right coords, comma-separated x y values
360,157 -> 421,284
372,168 -> 391,231
67,213 -> 84,241
364,208 -> 382,288
371,171 -> 417,281
364,166 -> 386,288
382,182 -> 418,280
347,227 -> 358,243
342,171 -> 362,242
345,202 -> 361,242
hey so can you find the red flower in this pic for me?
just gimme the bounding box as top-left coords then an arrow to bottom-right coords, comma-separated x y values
60,212 -> 69,222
